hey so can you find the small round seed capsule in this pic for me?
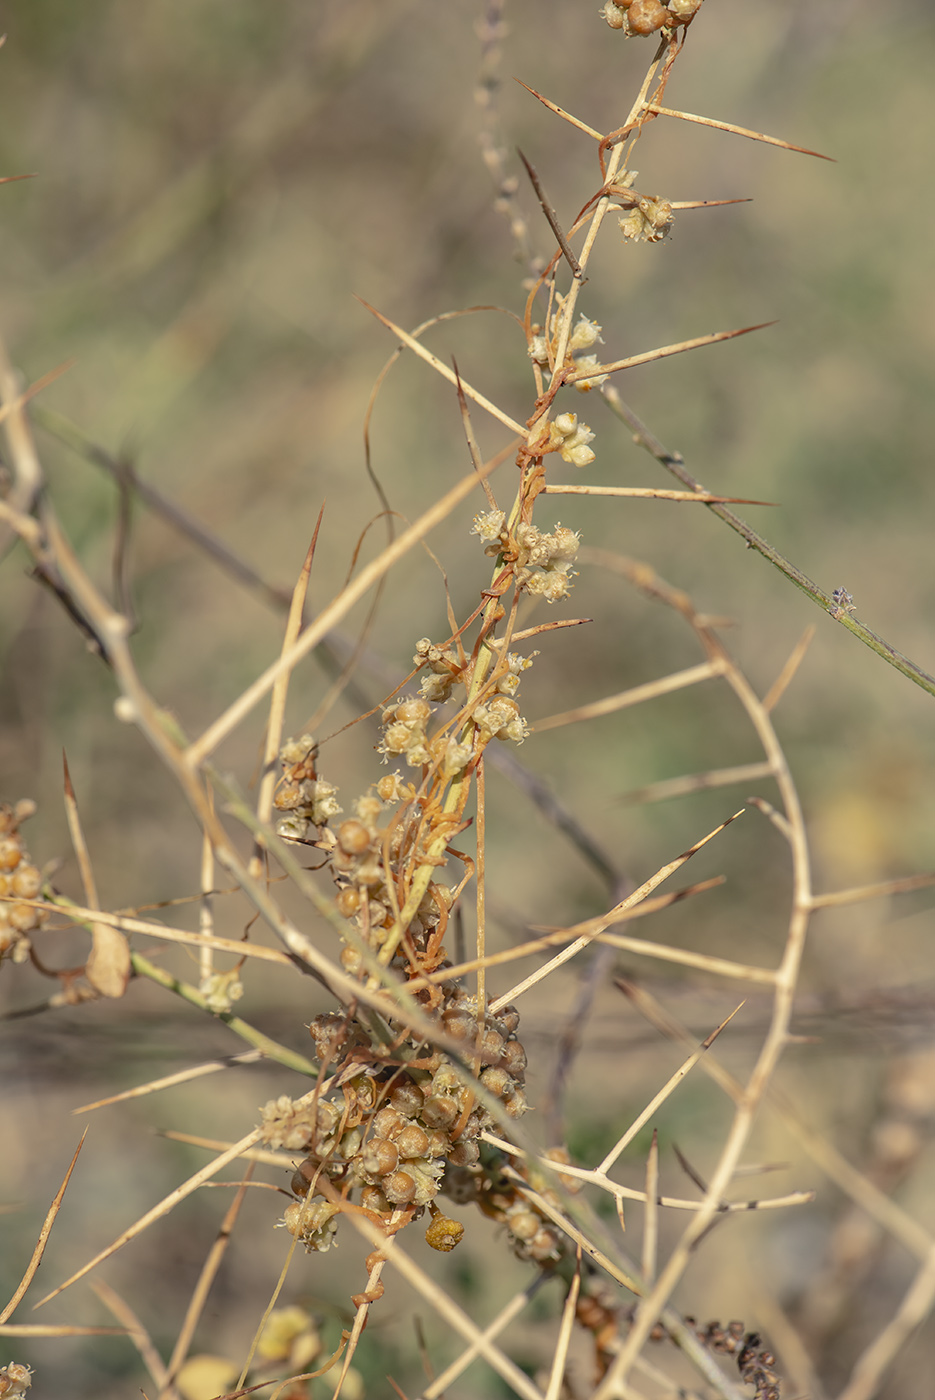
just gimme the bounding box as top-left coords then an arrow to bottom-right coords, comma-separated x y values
627,0 -> 669,32
389,1080 -> 425,1117
503,1088 -> 528,1118
508,1211 -> 541,1242
337,820 -> 372,855
448,1139 -> 480,1166
601,0 -> 630,25
497,1006 -> 521,1036
395,1123 -> 430,1159
384,1170 -> 416,1204
0,840 -> 21,872
442,1007 -> 476,1041
667,0 -> 702,18
281,1201 -> 306,1236
422,1095 -> 459,1130
360,1185 -> 391,1214
8,903 -> 37,932
528,1227 -> 561,1262
424,1128 -> 449,1157
340,946 -> 365,975
11,864 -> 40,898
291,1158 -> 316,1197
361,1137 -> 399,1177
395,699 -> 431,726
372,1106 -> 405,1139
480,1067 -> 512,1098
335,887 -> 360,917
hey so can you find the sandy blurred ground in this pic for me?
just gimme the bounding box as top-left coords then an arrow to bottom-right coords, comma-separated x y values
2,1 -> 935,1396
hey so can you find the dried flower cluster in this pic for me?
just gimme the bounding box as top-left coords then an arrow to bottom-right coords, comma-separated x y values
265,706 -> 553,1254
260,990 -> 530,1253
687,1319 -> 781,1400
578,1293 -> 780,1400
0,801 -> 47,964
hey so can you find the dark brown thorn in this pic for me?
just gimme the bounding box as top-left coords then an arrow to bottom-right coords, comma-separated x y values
516,148 -> 585,282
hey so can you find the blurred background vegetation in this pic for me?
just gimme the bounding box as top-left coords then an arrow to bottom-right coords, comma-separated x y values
2,1 -> 935,1396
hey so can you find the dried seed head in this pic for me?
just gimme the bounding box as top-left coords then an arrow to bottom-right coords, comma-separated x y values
619,194 -> 674,243
280,1199 -> 340,1253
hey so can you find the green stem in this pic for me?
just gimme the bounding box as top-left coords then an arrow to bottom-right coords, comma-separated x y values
602,385 -> 935,701
131,952 -> 319,1078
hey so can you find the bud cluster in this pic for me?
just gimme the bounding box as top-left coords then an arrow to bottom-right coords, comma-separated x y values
618,192 -> 674,243
528,304 -> 608,395
0,801 -> 48,964
273,735 -> 342,842
547,412 -> 596,469
514,520 -> 580,603
0,1365 -> 32,1400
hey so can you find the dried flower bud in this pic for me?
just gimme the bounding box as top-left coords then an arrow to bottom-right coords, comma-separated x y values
601,0 -> 630,26
425,1214 -> 465,1252
667,0 -> 702,20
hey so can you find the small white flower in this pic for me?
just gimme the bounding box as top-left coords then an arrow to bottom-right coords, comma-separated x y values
568,315 -> 603,352
527,334 -> 550,364
571,353 -> 609,393
471,508 -> 506,543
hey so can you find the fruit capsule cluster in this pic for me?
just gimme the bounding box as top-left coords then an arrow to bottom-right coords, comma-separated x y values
260,993 -> 528,1252
0,801 -> 47,964
601,0 -> 703,35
